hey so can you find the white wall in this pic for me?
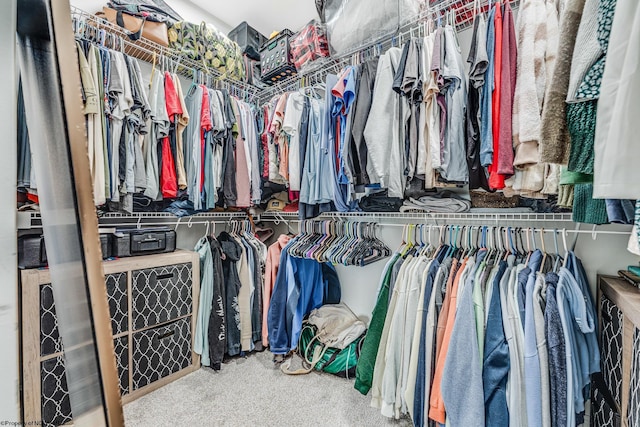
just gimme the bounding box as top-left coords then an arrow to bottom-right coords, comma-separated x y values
1,0 -> 20,422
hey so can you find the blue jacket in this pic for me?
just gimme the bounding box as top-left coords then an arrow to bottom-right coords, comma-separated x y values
556,261 -> 599,427
483,260 -> 510,427
267,245 -> 293,355
441,257 -> 485,427
268,244 -> 341,355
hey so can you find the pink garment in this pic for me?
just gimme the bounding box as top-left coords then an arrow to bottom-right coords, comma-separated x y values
269,94 -> 289,135
234,132 -> 251,208
200,86 -> 212,193
497,2 -> 517,175
261,105 -> 270,179
262,235 -> 292,346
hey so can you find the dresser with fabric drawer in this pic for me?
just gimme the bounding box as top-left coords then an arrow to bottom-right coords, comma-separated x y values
21,250 -> 200,427
594,275 -> 640,427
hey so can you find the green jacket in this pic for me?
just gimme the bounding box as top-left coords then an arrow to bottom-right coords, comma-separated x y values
354,255 -> 398,395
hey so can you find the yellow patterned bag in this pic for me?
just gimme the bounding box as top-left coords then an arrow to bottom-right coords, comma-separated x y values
169,21 -> 245,81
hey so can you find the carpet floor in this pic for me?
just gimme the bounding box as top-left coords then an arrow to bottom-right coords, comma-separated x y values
124,351 -> 411,427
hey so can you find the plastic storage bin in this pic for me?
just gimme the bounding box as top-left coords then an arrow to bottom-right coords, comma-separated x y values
229,21 -> 267,60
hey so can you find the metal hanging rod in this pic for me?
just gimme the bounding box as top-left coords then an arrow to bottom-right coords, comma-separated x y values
99,212 -> 248,219
262,211 -> 574,222
17,211 -> 249,230
274,220 -> 631,240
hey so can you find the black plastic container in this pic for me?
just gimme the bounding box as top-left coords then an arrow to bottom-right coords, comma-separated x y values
229,21 -> 267,60
259,29 -> 297,85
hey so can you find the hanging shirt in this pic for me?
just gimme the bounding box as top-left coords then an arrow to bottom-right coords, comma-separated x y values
232,99 -> 252,208
184,84 -> 203,207
364,48 -> 407,198
483,260 -> 510,427
441,25 -> 469,183
480,7 -> 497,167
283,92 -> 305,192
87,45 -> 107,206
107,51 -> 131,201
430,28 -> 445,171
497,2 -> 517,177
421,33 -> 439,189
331,66 -> 357,186
269,94 -> 289,183
194,237 -> 214,367
489,3 -> 505,190
466,14 -> 491,191
172,74 -> 190,190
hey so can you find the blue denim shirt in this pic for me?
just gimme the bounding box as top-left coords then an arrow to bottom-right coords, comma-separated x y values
483,260 -> 510,427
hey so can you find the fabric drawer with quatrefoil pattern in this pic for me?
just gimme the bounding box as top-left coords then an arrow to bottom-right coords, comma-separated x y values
591,380 -> 621,427
21,250 -> 200,427
629,327 -> 640,427
596,275 -> 640,427
132,316 -> 192,390
132,263 -> 192,330
40,272 -> 128,357
39,336 -> 129,427
600,293 -> 624,407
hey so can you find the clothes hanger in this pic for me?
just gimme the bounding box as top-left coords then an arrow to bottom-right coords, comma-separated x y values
504,227 -> 516,261
489,226 -> 500,265
538,228 -> 547,273
562,228 -> 570,269
552,229 -> 563,272
202,221 -> 210,240
524,228 -> 533,266
460,226 -> 471,259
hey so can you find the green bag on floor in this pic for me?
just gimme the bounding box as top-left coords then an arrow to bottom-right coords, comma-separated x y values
281,303 -> 366,379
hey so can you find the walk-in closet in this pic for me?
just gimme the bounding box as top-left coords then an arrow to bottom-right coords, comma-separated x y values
4,0 -> 640,425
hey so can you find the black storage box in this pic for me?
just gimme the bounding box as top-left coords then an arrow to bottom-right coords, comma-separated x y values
99,232 -> 112,259
112,227 -> 176,258
19,234 -> 112,268
229,21 -> 267,61
260,29 -> 297,85
18,235 -> 47,269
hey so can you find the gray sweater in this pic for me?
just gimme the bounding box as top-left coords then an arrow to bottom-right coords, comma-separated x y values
545,273 -> 567,427
540,0 -> 587,164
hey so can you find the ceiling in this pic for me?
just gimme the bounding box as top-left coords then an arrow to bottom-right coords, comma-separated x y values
189,0 -> 319,36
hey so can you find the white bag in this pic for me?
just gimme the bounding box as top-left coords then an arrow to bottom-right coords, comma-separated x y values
307,303 -> 367,350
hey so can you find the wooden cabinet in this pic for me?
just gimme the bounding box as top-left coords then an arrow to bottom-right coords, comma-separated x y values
21,250 -> 200,426
595,275 -> 640,427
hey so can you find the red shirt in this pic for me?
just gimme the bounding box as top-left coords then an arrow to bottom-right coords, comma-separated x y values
164,71 -> 182,122
488,2 -> 506,190
160,137 -> 178,198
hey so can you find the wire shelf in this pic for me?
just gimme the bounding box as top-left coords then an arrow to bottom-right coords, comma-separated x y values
258,0 -> 520,103
70,6 -> 261,102
18,211 -> 249,230
260,211 -> 574,223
